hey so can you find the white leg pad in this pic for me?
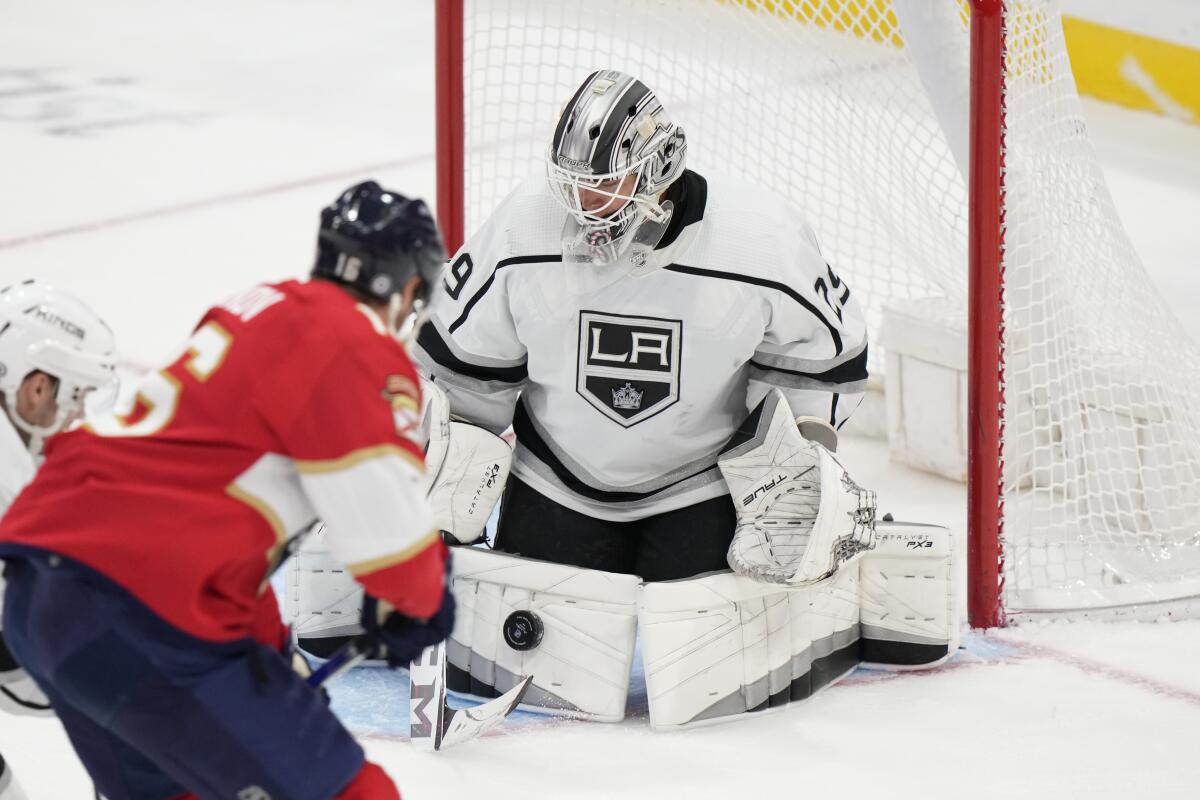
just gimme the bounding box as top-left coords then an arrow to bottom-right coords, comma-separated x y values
285,524 -> 364,640
640,564 -> 861,731
858,521 -> 959,669
448,547 -> 640,722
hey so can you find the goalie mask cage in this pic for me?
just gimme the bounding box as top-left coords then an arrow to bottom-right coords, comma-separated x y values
434,0 -> 1200,627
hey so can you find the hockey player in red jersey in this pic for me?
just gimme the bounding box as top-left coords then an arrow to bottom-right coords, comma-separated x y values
0,182 -> 450,800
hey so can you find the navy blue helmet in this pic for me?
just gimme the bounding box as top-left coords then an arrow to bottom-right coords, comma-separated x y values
313,181 -> 446,304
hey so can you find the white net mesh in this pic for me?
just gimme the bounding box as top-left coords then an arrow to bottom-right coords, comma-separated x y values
452,0 -> 1200,616
1001,4 -> 1200,615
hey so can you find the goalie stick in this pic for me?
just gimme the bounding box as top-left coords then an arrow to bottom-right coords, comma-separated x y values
306,636 -> 533,751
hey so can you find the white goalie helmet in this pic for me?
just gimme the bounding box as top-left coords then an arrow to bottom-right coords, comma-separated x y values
0,281 -> 117,449
546,69 -> 687,266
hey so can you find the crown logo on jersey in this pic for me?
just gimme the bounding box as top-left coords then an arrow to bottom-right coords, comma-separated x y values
611,382 -> 643,410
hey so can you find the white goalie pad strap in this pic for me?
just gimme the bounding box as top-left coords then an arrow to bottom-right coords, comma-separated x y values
858,521 -> 959,669
425,422 -> 512,545
720,389 -> 877,586
285,524 -> 364,640
640,565 -> 861,731
447,546 -> 640,722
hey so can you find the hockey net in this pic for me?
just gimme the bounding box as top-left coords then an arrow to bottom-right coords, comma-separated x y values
435,0 -> 1200,624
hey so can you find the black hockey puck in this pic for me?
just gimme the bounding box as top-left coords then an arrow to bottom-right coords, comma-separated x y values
502,610 -> 544,652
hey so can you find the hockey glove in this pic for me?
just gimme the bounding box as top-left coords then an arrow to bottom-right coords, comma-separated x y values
719,389 -> 876,585
360,584 -> 456,668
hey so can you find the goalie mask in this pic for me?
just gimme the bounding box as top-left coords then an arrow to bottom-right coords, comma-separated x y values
546,70 -> 687,267
0,281 -> 118,453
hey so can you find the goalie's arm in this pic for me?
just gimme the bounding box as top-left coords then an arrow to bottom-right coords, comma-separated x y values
412,211 -> 529,435
747,226 -> 868,435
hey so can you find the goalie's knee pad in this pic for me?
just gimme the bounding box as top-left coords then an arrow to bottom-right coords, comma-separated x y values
285,524 -> 365,648
640,521 -> 959,730
859,521 -> 959,669
640,565 -> 862,731
447,547 -> 640,722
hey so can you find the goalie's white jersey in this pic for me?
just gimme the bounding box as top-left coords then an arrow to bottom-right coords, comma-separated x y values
413,171 -> 867,521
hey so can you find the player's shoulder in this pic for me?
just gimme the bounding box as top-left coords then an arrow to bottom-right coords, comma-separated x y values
682,172 -> 825,284
468,173 -> 566,262
209,279 -> 409,361
287,281 -> 410,354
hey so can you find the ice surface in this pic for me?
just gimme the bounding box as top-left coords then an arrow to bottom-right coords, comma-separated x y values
1,2 -> 1198,798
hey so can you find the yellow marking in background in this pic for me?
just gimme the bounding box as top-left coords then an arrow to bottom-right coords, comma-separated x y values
721,0 -> 904,48
721,2 -> 1200,126
1062,16 -> 1200,123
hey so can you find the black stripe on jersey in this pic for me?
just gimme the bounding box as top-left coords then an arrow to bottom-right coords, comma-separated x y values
830,393 -> 840,429
553,70 -> 601,154
749,345 -> 868,386
447,254 -> 562,334
513,399 -> 716,504
416,324 -> 528,384
663,263 -> 844,356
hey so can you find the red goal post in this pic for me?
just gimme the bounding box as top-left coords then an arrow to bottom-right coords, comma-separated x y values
967,0 -> 1004,629
435,0 -> 466,257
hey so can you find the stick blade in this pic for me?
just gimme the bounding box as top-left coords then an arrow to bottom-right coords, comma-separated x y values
438,674 -> 533,750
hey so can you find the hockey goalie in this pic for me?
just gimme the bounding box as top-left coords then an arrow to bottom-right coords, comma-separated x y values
290,69 -> 959,729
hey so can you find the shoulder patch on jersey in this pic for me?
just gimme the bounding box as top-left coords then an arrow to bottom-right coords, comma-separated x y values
576,310 -> 682,428
383,374 -> 421,434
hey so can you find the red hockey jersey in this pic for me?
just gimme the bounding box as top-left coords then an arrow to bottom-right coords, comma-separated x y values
0,280 -> 443,643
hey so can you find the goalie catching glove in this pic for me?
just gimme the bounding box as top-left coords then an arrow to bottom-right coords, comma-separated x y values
718,389 -> 877,585
421,380 -> 513,544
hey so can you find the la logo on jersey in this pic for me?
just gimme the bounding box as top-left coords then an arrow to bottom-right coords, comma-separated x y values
577,311 -> 682,427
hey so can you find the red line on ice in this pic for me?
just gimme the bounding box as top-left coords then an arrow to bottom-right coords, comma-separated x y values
844,638 -> 1200,710
994,636 -> 1200,709
0,156 -> 431,251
